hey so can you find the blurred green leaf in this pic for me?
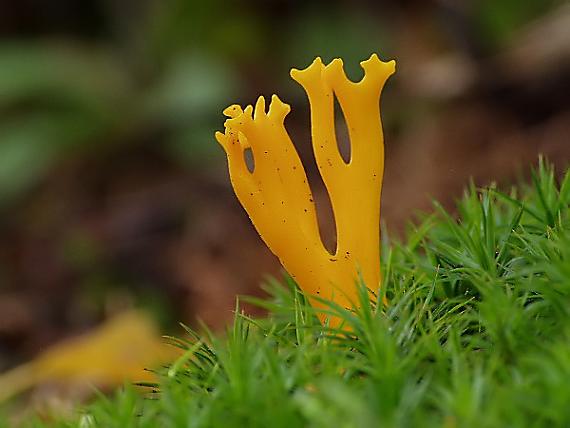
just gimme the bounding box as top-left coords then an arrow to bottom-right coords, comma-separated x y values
0,112 -> 102,204
0,42 -> 131,113
0,42 -> 139,204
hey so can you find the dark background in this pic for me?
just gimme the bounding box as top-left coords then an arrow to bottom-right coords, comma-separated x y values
0,0 -> 568,372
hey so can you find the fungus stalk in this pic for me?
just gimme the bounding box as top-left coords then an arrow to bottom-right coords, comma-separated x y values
215,54 -> 395,325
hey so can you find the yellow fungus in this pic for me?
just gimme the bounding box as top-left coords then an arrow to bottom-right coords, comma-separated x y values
216,54 -> 395,326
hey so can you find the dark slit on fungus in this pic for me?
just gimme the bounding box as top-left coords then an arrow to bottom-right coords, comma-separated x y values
334,97 -> 351,164
307,147 -> 337,256
243,147 -> 255,173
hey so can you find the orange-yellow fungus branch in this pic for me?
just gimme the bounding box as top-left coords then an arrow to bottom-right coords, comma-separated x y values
216,54 -> 395,326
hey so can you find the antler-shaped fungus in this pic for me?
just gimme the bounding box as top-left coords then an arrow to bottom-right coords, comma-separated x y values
215,54 -> 395,325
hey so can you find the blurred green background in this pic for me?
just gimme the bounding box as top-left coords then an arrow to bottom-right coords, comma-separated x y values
0,0 -> 568,387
